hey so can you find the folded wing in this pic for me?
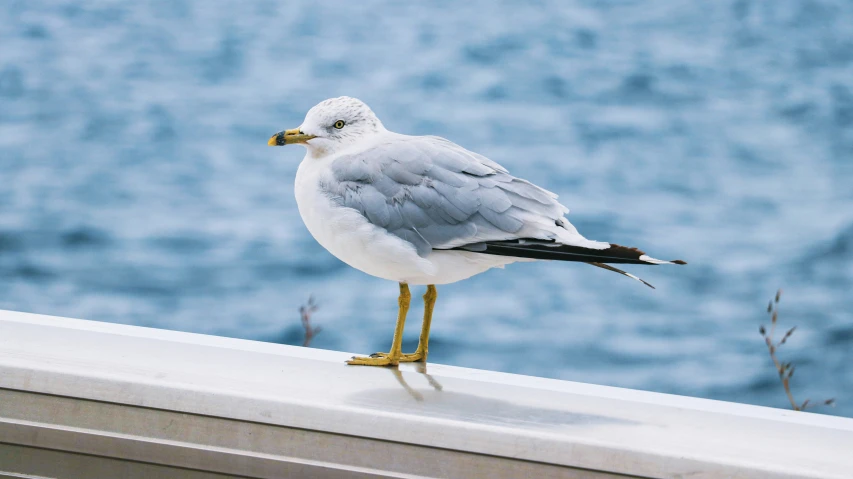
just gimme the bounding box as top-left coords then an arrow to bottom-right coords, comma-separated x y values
318,134 -> 685,288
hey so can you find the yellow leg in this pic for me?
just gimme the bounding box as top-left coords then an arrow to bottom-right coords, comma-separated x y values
347,283 -> 411,366
402,284 -> 436,362
369,285 -> 437,364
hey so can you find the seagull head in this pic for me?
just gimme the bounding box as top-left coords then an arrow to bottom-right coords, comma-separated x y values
268,96 -> 386,156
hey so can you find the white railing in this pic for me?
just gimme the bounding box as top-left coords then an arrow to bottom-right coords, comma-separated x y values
0,309 -> 851,478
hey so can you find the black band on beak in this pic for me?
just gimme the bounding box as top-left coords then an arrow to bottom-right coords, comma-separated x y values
274,131 -> 286,146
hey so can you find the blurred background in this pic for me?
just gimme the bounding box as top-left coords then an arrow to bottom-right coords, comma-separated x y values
1,1 -> 851,416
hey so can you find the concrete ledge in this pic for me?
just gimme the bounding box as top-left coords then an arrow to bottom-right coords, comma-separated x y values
0,309 -> 851,478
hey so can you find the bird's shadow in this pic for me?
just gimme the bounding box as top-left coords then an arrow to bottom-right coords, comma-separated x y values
346,363 -> 631,430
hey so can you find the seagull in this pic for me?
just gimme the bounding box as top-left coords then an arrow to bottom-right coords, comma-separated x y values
268,97 -> 686,367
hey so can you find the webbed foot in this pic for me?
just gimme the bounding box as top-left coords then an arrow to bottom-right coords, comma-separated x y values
368,350 -> 426,363
347,353 -> 400,366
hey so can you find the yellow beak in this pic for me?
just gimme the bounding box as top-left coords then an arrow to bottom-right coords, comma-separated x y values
268,128 -> 317,146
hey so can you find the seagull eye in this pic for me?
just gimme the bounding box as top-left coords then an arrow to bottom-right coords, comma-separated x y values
333,120 -> 345,129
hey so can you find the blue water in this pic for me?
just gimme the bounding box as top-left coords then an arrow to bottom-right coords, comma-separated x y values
2,1 -> 852,416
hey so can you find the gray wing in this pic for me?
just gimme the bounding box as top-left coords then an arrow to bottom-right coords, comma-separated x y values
317,135 -> 592,257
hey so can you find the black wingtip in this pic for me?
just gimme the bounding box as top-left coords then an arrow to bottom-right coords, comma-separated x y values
672,259 -> 687,265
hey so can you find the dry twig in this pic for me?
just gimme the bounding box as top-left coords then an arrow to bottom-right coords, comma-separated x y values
300,295 -> 322,347
760,289 -> 835,411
